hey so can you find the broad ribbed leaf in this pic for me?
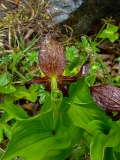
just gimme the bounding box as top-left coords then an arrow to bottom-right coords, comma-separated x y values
68,80 -> 106,129
104,148 -> 117,160
88,119 -> 120,160
1,111 -> 11,123
41,147 -> 72,160
68,104 -> 94,129
63,115 -> 84,146
39,33 -> 66,77
90,133 -> 105,160
3,124 -> 11,139
68,79 -> 96,129
1,117 -> 71,160
90,84 -> 120,112
114,142 -> 120,152
0,124 -> 3,142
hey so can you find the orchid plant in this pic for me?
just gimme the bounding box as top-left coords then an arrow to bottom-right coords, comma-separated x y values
27,33 -> 81,96
1,22 -> 120,160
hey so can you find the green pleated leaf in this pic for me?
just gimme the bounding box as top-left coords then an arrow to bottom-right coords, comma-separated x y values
83,132 -> 93,148
114,142 -> 120,152
91,137 -> 118,160
104,148 -> 117,160
90,133 -> 106,160
40,108 -> 65,139
0,103 -> 29,120
64,116 -> 85,146
42,147 -> 72,160
1,111 -> 11,123
114,151 -> 120,159
3,124 -> 12,139
85,74 -> 96,86
104,119 -> 120,148
40,91 -> 63,133
1,117 -> 71,160
88,119 -> 120,160
87,119 -> 120,147
40,94 -> 52,113
40,109 -> 53,132
0,124 -> 3,142
68,77 -> 85,101
86,120 -> 107,136
72,101 -> 106,117
69,81 -> 93,104
60,97 -> 85,146
68,104 -> 94,129
68,80 -> 99,129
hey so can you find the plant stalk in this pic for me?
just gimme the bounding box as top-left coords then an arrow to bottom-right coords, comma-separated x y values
94,23 -> 107,42
51,77 -> 58,130
94,51 -> 112,83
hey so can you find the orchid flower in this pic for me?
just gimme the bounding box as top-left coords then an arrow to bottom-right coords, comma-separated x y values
27,33 -> 89,96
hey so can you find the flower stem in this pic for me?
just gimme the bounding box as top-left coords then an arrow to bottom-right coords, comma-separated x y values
51,77 -> 58,130
51,77 -> 57,91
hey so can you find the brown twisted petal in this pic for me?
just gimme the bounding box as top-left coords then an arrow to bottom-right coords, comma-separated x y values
27,77 -> 49,85
90,84 -> 120,112
25,77 -> 49,89
39,33 -> 66,77
58,76 -> 77,83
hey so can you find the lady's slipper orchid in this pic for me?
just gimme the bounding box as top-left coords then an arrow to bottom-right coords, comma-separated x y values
27,33 -> 89,96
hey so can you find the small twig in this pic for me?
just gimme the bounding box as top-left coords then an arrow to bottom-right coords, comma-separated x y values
1,3 -> 7,9
63,24 -> 73,44
118,62 -> 120,75
27,68 -> 40,75
8,26 -> 11,47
